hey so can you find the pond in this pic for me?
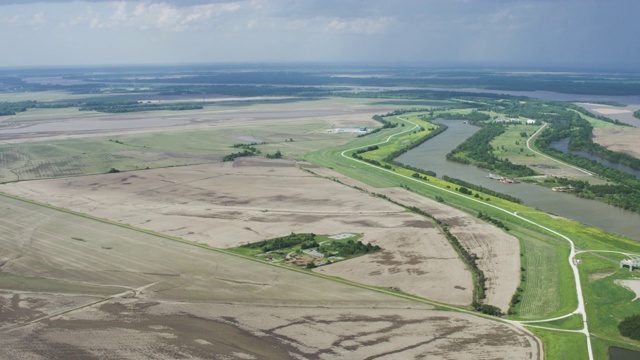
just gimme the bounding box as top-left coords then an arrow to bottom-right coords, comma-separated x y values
609,346 -> 640,360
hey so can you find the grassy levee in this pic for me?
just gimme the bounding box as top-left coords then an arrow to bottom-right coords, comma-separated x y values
529,328 -> 589,359
508,226 -> 572,319
305,110 -> 640,358
576,252 -> 640,358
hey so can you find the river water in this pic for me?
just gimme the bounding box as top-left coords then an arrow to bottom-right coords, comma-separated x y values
396,119 -> 640,240
550,138 -> 640,178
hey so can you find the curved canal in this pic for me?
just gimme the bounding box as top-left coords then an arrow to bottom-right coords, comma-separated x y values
396,119 -> 640,240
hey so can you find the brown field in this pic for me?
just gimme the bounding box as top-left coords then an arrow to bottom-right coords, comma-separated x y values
593,127 -> 640,160
0,95 -> 538,358
1,158 -> 473,305
309,168 -> 521,311
0,192 -> 540,359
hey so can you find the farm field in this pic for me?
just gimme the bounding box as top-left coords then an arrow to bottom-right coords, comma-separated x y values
0,157 -> 474,305
3,87 -> 640,358
592,127 -> 640,160
0,98 -> 394,183
0,187 -> 541,359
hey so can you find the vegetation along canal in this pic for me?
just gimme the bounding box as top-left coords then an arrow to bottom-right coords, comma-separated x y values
397,119 -> 640,240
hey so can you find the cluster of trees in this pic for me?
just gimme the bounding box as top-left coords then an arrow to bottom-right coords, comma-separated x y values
319,239 -> 380,257
0,100 -> 36,116
223,146 -> 260,161
447,122 -> 537,178
634,109 -> 640,120
436,110 -> 491,123
477,212 -> 509,231
443,175 -> 522,203
79,100 -> 203,113
619,315 -> 640,340
241,233 -> 317,252
265,150 -> 282,159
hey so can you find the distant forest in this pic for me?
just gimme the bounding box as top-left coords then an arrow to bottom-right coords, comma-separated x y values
2,66 -> 640,96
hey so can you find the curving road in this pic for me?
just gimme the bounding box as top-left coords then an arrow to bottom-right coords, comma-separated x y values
526,123 -> 593,176
341,117 -> 593,360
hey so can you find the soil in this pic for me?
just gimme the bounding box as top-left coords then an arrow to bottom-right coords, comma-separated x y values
308,168 -> 521,311
0,299 -> 539,360
1,158 -> 473,305
593,127 -> 640,160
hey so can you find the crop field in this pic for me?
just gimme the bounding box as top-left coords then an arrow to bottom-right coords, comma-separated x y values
0,157 -> 477,305
0,183 -> 541,359
592,127 -> 640,160
0,98 -> 394,183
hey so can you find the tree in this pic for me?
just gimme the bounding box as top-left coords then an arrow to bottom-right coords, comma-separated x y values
619,315 -> 640,340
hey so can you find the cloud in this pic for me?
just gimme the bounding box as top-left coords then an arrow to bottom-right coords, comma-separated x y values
77,1 -> 242,31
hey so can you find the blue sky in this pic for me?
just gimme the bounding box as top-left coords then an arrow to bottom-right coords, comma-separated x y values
0,0 -> 637,69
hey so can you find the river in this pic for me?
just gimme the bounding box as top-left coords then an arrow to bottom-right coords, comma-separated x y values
396,119 -> 640,241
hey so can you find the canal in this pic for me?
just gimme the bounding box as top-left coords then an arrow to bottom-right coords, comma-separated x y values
396,119 -> 640,241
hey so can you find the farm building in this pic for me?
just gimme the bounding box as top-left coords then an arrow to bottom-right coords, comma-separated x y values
526,119 -> 537,125
620,258 -> 640,271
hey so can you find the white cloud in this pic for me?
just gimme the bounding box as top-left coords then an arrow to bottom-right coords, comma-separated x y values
84,1 -> 242,32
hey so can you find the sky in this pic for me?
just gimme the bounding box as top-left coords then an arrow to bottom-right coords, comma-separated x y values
0,0 -> 638,69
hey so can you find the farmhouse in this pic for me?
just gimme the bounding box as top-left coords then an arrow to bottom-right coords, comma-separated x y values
526,119 -> 536,125
620,258 -> 640,271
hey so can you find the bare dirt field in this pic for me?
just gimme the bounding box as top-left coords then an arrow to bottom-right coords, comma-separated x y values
0,193 -> 540,359
309,167 -> 521,312
593,127 -> 640,159
1,158 -> 472,305
1,298 -> 539,360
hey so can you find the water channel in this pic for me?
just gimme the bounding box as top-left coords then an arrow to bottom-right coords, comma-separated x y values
396,119 -> 640,241
550,138 -> 640,178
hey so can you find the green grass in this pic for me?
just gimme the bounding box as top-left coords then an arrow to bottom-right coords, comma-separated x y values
577,252 -> 640,354
511,227 -> 575,319
528,328 -> 589,360
491,123 -> 540,165
526,314 -> 584,331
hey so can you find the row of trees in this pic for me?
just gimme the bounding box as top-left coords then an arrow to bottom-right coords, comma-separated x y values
0,100 -> 36,116
79,101 -> 203,113
442,175 -> 522,203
